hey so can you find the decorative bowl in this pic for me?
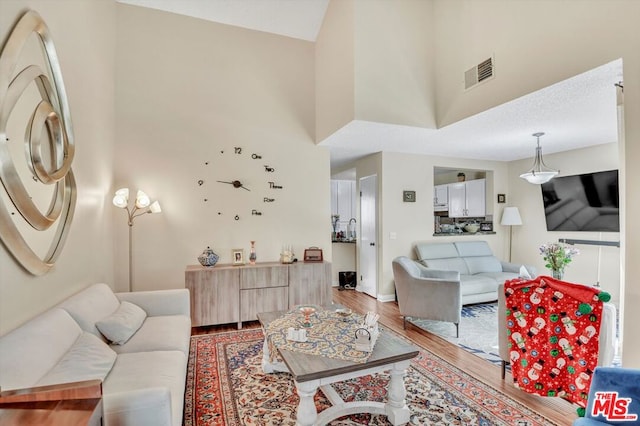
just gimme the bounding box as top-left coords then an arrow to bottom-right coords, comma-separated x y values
198,246 -> 219,267
335,308 -> 352,318
464,223 -> 480,233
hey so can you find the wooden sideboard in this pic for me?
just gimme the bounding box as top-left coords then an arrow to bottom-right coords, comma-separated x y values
185,261 -> 332,328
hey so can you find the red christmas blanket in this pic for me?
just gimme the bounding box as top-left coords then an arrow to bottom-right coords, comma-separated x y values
504,276 -> 610,407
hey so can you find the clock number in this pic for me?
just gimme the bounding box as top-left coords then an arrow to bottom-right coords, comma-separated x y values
251,209 -> 262,216
251,153 -> 262,159
234,147 -> 242,154
268,182 -> 283,189
264,165 -> 275,172
234,215 -> 240,220
264,197 -> 275,203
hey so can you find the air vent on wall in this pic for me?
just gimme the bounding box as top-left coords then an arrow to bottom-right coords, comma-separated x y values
464,56 -> 494,90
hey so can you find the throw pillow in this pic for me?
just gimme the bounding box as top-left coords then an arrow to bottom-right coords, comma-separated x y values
96,301 -> 147,345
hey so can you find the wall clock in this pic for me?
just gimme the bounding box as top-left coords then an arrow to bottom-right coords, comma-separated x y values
202,147 -> 284,220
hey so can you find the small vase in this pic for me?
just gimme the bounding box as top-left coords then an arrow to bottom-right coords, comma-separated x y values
551,269 -> 564,280
249,241 -> 257,265
198,246 -> 219,267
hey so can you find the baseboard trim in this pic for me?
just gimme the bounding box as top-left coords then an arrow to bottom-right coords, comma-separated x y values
377,294 -> 396,303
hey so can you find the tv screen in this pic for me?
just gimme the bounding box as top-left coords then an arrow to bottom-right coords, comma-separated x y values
540,170 -> 619,232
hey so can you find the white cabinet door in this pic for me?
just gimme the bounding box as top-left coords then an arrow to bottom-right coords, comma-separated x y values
337,180 -> 352,222
330,180 -> 338,215
448,182 -> 466,217
465,179 -> 486,216
448,179 -> 485,217
434,184 -> 448,211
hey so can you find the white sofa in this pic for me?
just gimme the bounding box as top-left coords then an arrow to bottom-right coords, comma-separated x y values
0,283 -> 191,426
414,240 -> 537,304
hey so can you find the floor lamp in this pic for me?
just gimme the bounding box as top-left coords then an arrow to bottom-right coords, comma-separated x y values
113,188 -> 161,291
500,207 -> 522,263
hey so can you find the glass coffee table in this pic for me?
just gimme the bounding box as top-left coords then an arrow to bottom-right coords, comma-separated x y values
257,307 -> 419,426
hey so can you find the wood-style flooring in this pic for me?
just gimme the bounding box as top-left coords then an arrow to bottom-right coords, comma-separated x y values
192,287 -> 577,425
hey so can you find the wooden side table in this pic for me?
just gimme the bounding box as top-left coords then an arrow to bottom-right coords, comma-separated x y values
0,379 -> 103,425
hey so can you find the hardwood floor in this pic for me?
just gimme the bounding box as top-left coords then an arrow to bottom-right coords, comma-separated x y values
192,287 -> 577,425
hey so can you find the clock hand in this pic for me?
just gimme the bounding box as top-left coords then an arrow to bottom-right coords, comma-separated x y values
216,180 -> 250,191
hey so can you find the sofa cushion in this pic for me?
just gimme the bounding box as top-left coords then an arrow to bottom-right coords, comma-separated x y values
0,308 -> 81,390
96,301 -> 147,345
59,283 -> 121,339
475,271 -> 520,285
37,332 -> 117,386
464,255 -> 502,274
415,242 -> 458,261
104,351 -> 187,426
454,241 -> 494,257
420,257 -> 470,275
109,315 -> 191,355
459,274 -> 498,296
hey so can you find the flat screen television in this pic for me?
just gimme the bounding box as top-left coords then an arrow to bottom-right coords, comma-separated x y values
540,169 -> 619,232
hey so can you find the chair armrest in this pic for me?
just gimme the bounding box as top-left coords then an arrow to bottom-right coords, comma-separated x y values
416,262 -> 460,281
116,289 -> 190,317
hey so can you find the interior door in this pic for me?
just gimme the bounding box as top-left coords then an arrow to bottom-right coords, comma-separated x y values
359,175 -> 377,298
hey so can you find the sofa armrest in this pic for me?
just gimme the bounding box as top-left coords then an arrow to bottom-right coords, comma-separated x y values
116,289 -> 190,317
104,387 -> 172,426
500,261 -> 537,278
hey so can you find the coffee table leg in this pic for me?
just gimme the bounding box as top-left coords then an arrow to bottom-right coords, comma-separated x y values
385,360 -> 411,425
295,380 -> 319,426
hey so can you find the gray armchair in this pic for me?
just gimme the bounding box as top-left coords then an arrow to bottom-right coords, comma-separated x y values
392,256 -> 462,337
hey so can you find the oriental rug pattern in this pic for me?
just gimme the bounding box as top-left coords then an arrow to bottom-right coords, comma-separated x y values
184,328 -> 559,425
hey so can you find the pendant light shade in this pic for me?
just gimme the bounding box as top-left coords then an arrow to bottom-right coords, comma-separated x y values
519,132 -> 558,184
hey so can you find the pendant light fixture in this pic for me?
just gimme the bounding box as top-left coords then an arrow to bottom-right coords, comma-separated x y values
519,132 -> 559,184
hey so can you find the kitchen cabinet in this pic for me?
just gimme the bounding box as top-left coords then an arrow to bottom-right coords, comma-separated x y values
448,178 -> 485,218
331,180 -> 357,230
434,184 -> 448,211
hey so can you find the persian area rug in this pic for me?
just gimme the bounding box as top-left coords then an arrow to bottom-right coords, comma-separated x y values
184,328 -> 559,425
408,302 -> 504,367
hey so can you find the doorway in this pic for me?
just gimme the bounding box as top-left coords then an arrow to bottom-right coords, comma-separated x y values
359,174 -> 377,298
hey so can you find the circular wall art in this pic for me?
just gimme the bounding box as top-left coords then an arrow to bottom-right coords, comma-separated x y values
0,10 -> 77,275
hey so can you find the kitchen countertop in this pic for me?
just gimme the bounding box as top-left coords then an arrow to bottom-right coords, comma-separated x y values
332,240 -> 356,244
433,231 -> 496,236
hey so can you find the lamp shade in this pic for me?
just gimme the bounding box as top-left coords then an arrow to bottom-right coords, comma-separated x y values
148,200 -> 162,213
501,207 -> 522,226
520,132 -> 558,184
112,188 -> 129,209
135,190 -> 151,208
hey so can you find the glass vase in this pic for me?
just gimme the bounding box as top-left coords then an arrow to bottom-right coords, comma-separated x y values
551,269 -> 564,280
249,241 -> 257,265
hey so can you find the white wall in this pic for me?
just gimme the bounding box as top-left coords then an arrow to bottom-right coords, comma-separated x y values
115,5 -> 331,292
354,0 -> 436,128
432,0 -> 639,367
0,0 -> 116,335
377,152 -> 508,298
509,143 -> 620,303
315,0 -> 355,142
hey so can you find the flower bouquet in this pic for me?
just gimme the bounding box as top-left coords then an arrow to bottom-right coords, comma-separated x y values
539,242 -> 579,279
